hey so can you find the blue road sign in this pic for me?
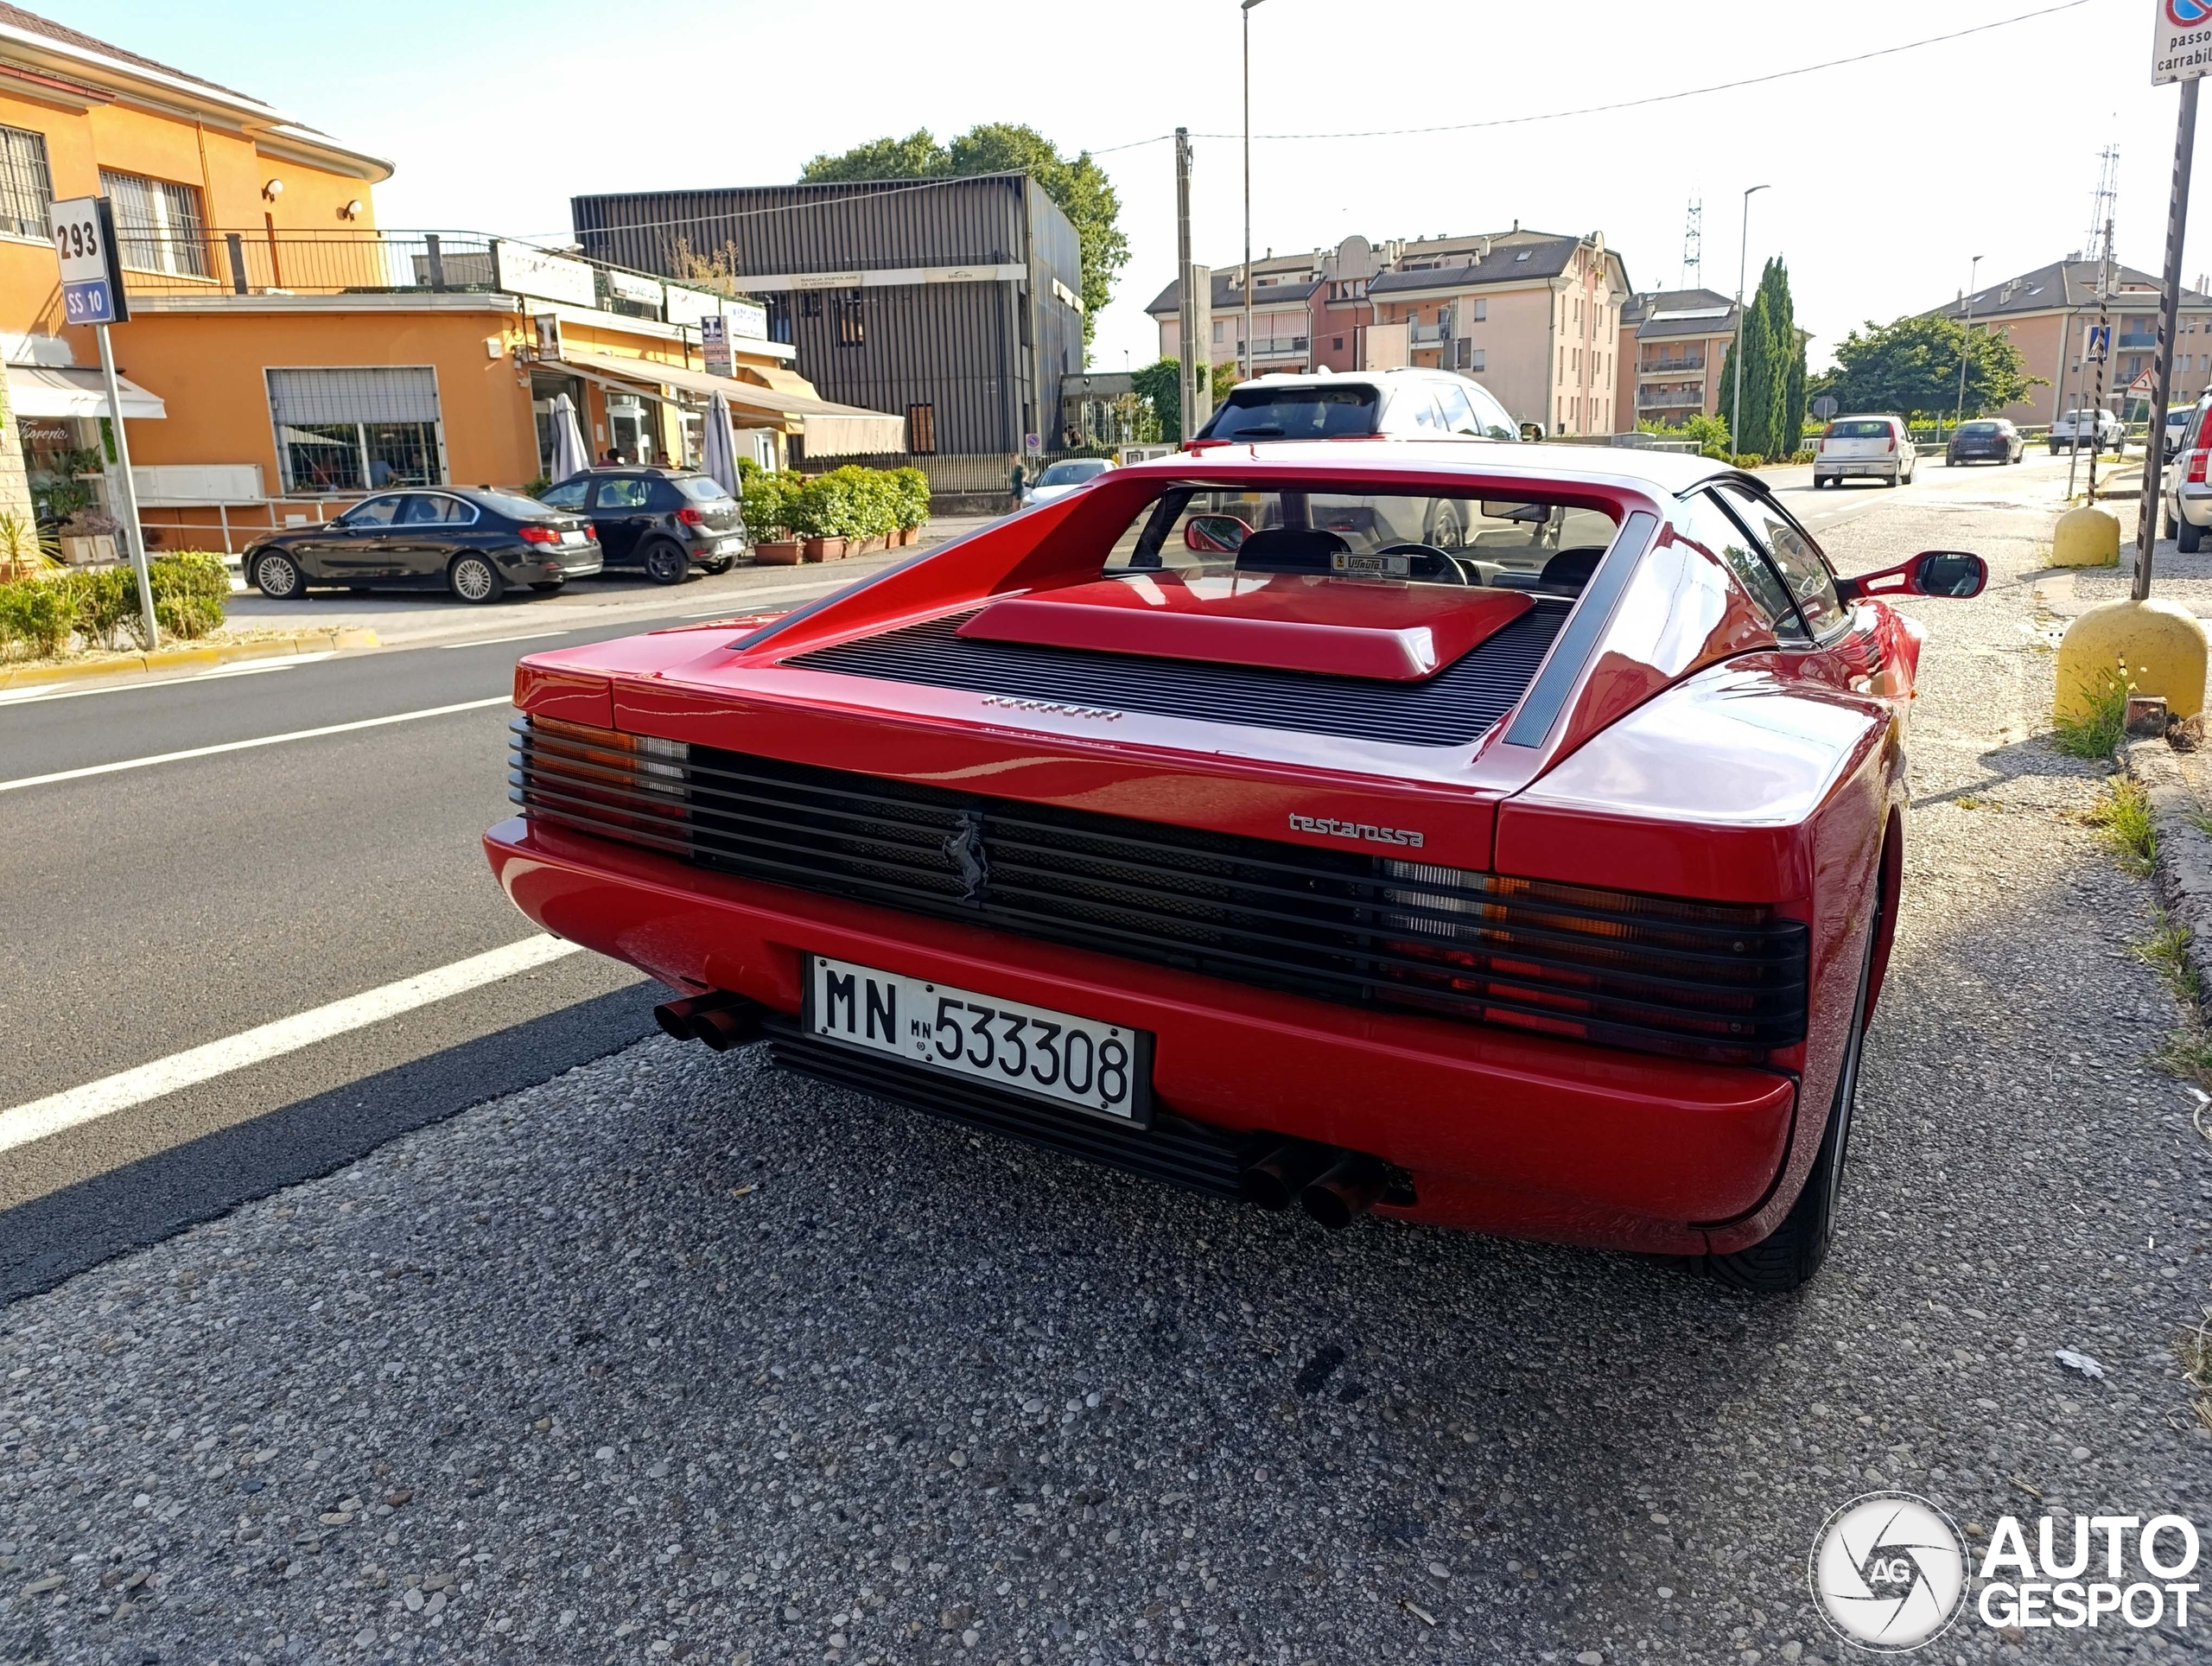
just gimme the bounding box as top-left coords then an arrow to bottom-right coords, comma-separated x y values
2088,324 -> 2112,362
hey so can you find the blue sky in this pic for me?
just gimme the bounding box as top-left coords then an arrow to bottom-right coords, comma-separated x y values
50,0 -> 2186,370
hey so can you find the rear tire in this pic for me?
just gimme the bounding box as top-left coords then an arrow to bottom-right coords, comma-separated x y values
252,551 -> 304,599
643,540 -> 690,586
2182,517 -> 2204,555
1703,895 -> 1880,1294
449,553 -> 504,603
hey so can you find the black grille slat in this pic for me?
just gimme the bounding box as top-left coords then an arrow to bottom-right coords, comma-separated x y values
515,721 -> 1811,1059
785,602 -> 1571,749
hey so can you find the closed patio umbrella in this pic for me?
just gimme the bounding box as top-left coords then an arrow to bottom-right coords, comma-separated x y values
548,392 -> 589,484
702,391 -> 740,499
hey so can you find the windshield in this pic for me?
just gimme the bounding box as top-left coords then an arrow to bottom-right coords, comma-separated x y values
1202,385 -> 1380,441
1828,419 -> 1892,439
1037,461 -> 1109,486
675,475 -> 734,502
1103,486 -> 1619,589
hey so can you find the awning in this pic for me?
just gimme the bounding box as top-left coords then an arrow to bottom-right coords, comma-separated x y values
6,364 -> 168,420
557,349 -> 905,458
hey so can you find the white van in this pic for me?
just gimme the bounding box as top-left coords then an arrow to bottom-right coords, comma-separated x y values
1813,415 -> 1916,489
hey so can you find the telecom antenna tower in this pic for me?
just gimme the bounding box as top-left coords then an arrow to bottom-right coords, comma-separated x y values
2086,145 -> 2120,266
1680,194 -> 1703,292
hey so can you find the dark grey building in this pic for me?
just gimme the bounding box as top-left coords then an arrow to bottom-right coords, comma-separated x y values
570,173 -> 1084,469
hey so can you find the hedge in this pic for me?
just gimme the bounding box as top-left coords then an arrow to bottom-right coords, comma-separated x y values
741,463 -> 930,543
0,551 -> 228,660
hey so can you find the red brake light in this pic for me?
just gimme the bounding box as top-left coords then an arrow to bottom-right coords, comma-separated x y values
2190,448 -> 2209,486
676,506 -> 706,526
583,524 -> 598,539
518,524 -> 556,544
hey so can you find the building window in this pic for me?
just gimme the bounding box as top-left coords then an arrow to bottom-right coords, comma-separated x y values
99,169 -> 208,277
1469,347 -> 1486,372
1332,335 -> 1344,351
907,402 -> 937,455
266,366 -> 442,494
0,124 -> 53,241
836,292 -> 865,347
1471,298 -> 1486,322
801,290 -> 823,318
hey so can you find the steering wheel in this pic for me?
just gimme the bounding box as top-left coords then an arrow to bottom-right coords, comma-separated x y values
1373,542 -> 1469,585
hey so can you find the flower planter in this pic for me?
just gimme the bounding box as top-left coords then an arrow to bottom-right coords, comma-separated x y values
753,540 -> 804,565
59,534 -> 118,566
803,536 -> 846,563
900,525 -> 922,546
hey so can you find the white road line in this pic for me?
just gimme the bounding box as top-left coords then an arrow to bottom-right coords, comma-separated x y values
439,629 -> 575,650
0,934 -> 584,1156
0,652 -> 333,707
0,695 -> 512,793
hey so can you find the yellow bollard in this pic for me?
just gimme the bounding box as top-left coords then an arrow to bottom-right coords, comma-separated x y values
2050,506 -> 2120,568
2054,596 -> 2209,722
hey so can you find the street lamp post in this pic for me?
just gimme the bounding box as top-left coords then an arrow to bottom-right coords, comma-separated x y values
1954,254 -> 1984,436
1730,185 -> 1770,457
1242,0 -> 1266,383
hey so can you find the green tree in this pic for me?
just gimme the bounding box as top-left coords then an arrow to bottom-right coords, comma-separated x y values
1717,258 -> 1808,461
1823,313 -> 2041,421
800,124 -> 1128,357
1128,356 -> 1242,442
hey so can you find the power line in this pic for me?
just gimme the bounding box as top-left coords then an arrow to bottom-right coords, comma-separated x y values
1086,0 -> 2091,155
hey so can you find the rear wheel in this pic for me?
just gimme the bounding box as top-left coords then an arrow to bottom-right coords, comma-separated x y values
449,553 -> 504,603
1423,502 -> 1467,551
1704,895 -> 1880,1294
643,540 -> 690,586
2183,517 -> 2204,555
252,551 -> 303,598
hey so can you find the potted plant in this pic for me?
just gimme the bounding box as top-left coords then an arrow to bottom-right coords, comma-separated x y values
893,467 -> 931,545
791,475 -> 846,562
741,472 -> 803,564
56,508 -> 121,567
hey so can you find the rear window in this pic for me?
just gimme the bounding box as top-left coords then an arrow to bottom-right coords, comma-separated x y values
474,489 -> 559,520
1827,419 -> 1893,439
674,475 -> 734,502
1957,422 -> 2000,436
1037,460 -> 1110,486
1202,385 -> 1380,441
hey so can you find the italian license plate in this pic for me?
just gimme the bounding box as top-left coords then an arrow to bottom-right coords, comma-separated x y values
805,954 -> 1151,1125
561,529 -> 585,545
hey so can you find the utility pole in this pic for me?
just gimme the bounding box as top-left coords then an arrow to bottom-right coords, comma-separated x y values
1729,185 -> 1770,457
1954,254 -> 1983,436
1173,129 -> 1211,442
2136,76 -> 2200,600
1241,0 -> 1267,385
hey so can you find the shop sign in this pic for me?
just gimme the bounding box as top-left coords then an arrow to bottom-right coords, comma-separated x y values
534,313 -> 563,361
494,242 -> 596,309
665,285 -> 723,329
701,315 -> 734,378
724,299 -> 768,341
607,269 -> 664,309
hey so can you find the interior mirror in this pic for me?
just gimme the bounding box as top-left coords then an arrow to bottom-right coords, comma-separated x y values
1185,514 -> 1253,554
1479,501 -> 1552,524
1835,550 -> 1987,601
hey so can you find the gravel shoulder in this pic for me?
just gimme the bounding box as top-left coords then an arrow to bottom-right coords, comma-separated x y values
4,493 -> 2209,1666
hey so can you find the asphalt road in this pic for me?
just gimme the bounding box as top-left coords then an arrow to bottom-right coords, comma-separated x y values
10,450 -> 2205,1666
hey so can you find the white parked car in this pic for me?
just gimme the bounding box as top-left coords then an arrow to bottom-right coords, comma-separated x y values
1813,415 -> 1916,489
1021,457 -> 1115,508
2165,394 -> 2212,552
2049,408 -> 2124,455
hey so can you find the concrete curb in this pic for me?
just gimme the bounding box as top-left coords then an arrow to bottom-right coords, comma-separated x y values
0,626 -> 379,691
2122,736 -> 2212,999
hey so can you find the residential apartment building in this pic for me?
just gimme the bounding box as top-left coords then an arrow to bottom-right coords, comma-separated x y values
1144,226 -> 1633,436
0,4 -> 891,553
1614,289 -> 1742,431
1931,258 -> 2212,425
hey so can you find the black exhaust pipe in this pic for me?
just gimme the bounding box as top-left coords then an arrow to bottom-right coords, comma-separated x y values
654,992 -> 766,1052
1241,1141 -> 1336,1211
1300,1154 -> 1389,1230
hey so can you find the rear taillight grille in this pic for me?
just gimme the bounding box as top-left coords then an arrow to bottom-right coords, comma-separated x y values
512,719 -> 1809,1060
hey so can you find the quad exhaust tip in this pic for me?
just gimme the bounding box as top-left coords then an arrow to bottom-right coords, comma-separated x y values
654,991 -> 766,1052
1242,1141 -> 1394,1229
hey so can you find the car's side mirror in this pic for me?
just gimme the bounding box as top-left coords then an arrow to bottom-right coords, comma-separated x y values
1185,514 -> 1254,554
1835,550 -> 1987,601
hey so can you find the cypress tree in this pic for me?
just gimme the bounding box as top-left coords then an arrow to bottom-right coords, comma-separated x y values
1758,258 -> 1807,459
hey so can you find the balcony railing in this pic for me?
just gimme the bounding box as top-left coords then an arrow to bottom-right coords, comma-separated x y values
1637,388 -> 1707,410
1249,336 -> 1309,358
115,228 -> 774,335
1639,353 -> 1706,374
1408,321 -> 1452,346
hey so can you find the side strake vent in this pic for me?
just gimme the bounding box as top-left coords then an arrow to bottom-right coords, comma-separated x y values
512,718 -> 1810,1060
784,601 -> 1571,749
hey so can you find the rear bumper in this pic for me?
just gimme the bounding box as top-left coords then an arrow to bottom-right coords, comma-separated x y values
484,815 -> 1799,1256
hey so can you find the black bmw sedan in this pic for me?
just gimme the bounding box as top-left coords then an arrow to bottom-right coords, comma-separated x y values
1945,418 -> 2024,467
245,487 -> 601,603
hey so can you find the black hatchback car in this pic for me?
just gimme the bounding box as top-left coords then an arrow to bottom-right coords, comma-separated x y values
246,486 -> 601,604
1945,418 -> 2024,467
535,468 -> 746,584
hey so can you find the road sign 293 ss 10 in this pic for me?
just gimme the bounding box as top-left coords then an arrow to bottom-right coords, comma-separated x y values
49,195 -> 127,326
2156,0 -> 2212,84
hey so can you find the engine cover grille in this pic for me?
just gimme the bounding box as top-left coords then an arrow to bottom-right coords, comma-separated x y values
784,601 -> 1571,749
513,720 -> 1809,1061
